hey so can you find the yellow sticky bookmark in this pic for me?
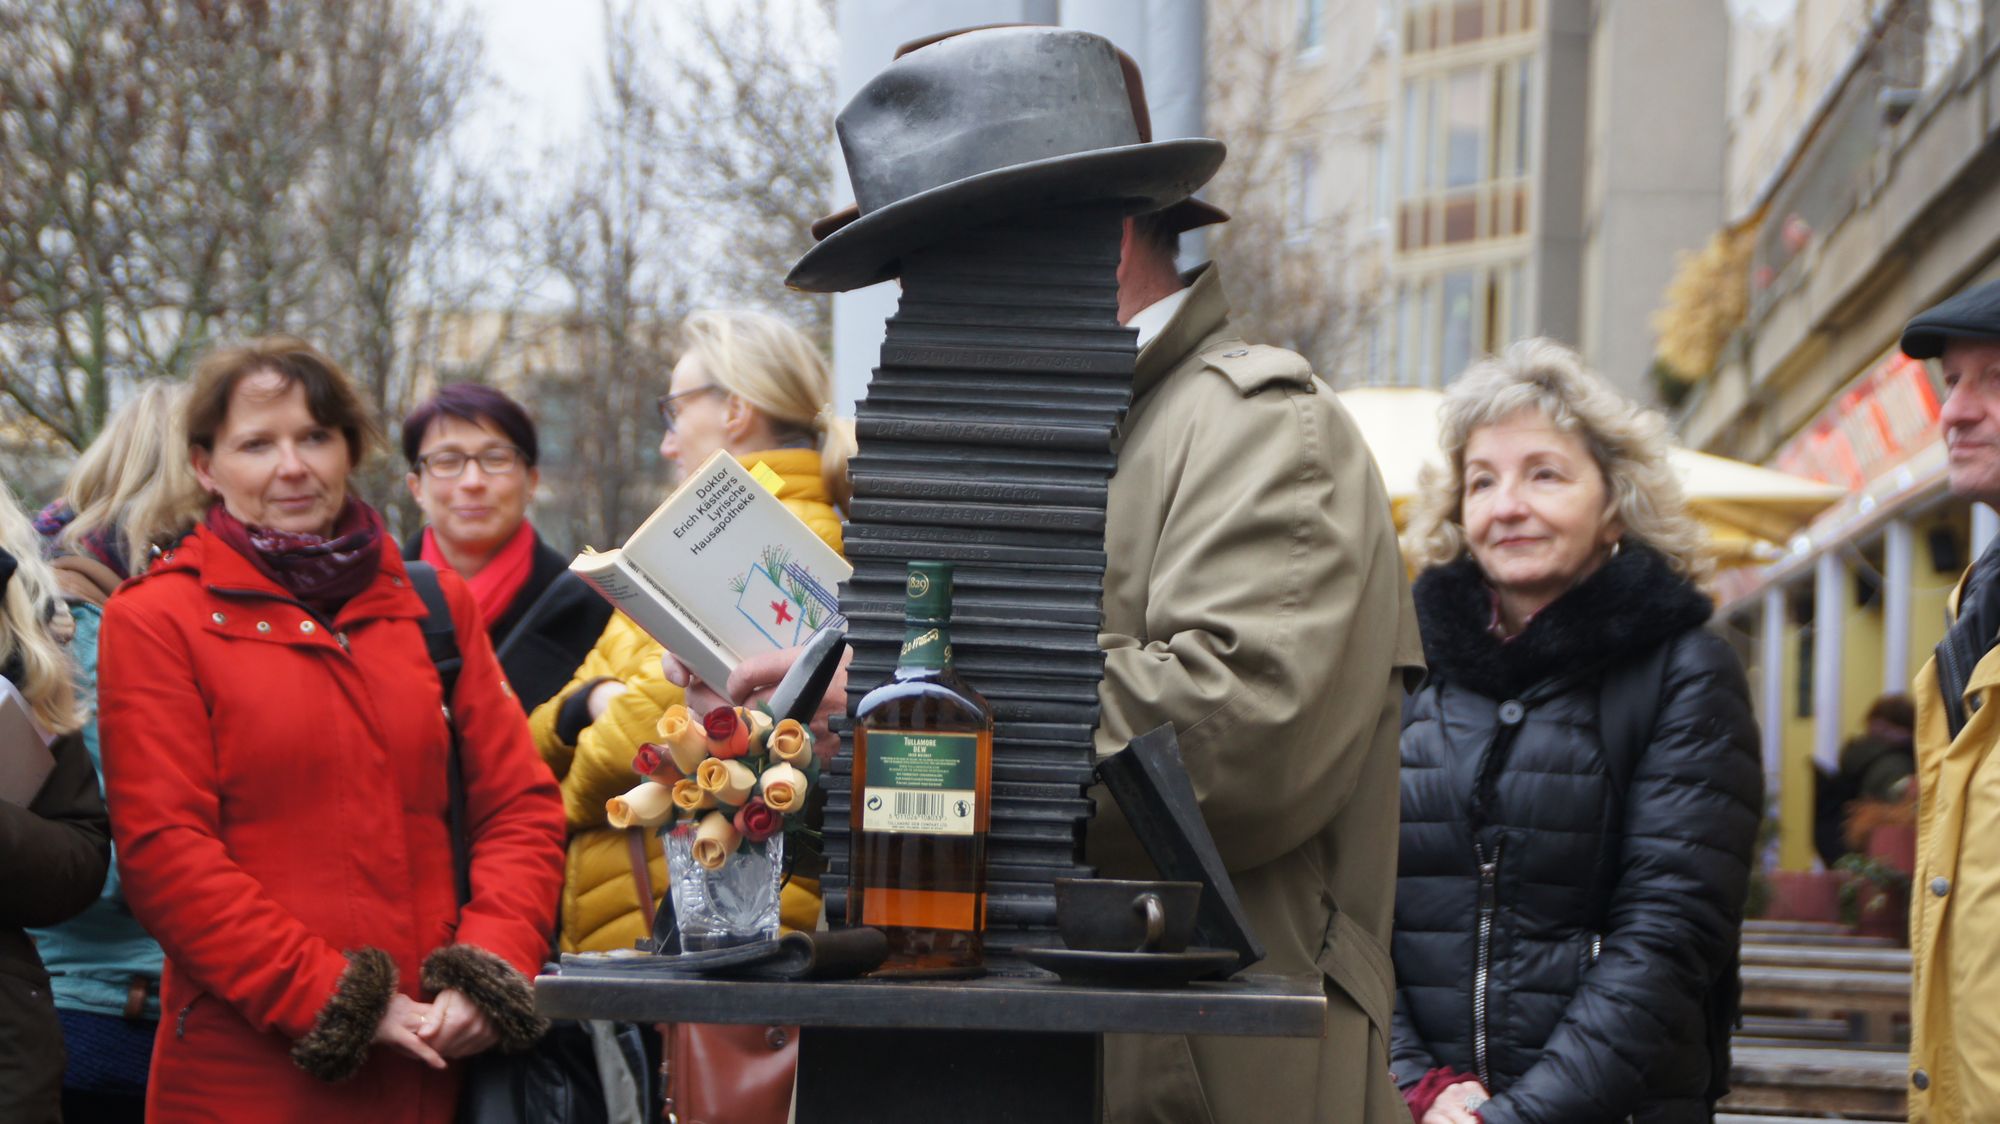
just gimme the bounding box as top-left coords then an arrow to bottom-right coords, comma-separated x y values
747,461 -> 785,497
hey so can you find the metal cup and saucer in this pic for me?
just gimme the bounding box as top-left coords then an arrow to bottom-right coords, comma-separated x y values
1020,879 -> 1238,987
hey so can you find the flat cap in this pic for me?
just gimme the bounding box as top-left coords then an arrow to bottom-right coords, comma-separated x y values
1901,277 -> 2000,359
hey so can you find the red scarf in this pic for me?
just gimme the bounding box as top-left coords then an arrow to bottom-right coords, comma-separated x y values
420,520 -> 537,630
205,498 -> 384,617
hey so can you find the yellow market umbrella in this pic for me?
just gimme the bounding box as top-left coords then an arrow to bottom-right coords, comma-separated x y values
1335,387 -> 1846,556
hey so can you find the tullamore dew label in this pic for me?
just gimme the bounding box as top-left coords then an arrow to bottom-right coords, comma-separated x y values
862,731 -> 978,836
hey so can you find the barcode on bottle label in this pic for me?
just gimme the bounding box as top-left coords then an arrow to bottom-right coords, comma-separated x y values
862,731 -> 981,835
865,785 -> 975,835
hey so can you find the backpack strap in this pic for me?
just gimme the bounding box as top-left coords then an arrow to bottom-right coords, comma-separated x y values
403,561 -> 462,707
405,562 -> 472,907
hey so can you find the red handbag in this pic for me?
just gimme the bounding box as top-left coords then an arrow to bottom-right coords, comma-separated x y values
626,831 -> 799,1124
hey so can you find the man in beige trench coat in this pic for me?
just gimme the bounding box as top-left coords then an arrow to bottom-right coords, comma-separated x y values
1087,205 -> 1424,1122
782,24 -> 1424,1122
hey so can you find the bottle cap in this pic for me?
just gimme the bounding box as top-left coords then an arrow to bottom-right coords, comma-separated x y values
904,560 -> 953,621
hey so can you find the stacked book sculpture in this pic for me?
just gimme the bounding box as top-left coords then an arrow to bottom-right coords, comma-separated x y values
823,206 -> 1135,965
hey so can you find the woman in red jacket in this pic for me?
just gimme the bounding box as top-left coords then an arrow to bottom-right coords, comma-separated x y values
96,337 -> 566,1122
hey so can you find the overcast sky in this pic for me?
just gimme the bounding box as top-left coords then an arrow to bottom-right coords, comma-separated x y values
453,0 -> 609,163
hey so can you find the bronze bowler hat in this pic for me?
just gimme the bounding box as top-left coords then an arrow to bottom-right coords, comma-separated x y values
787,26 -> 1225,294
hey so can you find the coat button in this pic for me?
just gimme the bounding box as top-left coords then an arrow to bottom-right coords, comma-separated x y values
765,1027 -> 788,1050
1932,876 -> 1951,897
256,622 -> 271,633
210,612 -> 226,624
299,621 -> 316,634
1913,1068 -> 1931,1090
1497,700 -> 1526,725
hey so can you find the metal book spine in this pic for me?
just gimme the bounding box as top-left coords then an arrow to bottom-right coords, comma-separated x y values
826,208 -> 1135,964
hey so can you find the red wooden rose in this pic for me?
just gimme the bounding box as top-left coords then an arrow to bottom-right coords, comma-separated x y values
703,705 -> 750,758
733,797 -> 784,843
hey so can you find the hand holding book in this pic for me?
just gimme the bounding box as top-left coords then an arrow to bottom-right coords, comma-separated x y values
661,645 -> 851,764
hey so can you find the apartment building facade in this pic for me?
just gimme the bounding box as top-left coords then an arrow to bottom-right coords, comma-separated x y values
1679,0 -> 1995,869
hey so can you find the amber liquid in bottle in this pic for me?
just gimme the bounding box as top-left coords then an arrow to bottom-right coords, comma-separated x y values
850,561 -> 994,977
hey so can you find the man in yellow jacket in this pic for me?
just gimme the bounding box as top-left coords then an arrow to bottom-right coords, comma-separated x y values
1901,277 -> 2000,1121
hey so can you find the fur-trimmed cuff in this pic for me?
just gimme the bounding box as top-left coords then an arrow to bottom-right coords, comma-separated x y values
291,948 -> 397,1082
422,944 -> 547,1053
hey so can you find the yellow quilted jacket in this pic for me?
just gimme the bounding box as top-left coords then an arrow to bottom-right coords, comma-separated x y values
529,449 -> 844,953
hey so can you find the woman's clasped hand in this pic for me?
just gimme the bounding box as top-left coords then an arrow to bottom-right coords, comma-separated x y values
373,989 -> 498,1069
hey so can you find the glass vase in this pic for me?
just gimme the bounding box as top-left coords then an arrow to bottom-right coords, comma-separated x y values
664,828 -> 785,951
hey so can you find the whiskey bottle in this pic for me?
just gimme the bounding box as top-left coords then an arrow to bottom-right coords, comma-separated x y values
849,560 -> 994,976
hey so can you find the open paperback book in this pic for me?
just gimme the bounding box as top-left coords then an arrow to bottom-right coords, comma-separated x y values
570,449 -> 852,702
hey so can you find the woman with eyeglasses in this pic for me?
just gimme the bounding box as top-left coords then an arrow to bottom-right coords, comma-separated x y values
401,384 -> 612,711
528,308 -> 852,957
521,310 -> 851,1124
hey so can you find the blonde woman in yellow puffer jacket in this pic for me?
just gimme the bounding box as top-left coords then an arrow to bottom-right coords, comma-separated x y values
529,309 -> 852,954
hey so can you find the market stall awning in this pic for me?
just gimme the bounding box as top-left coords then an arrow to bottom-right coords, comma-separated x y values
1335,387 -> 1848,558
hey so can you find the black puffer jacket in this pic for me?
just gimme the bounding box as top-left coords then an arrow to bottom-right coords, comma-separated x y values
1392,545 -> 1762,1124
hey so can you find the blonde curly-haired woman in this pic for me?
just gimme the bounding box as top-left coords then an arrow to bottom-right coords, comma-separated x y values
28,379 -> 196,1122
1390,340 -> 1762,1124
0,479 -> 110,1124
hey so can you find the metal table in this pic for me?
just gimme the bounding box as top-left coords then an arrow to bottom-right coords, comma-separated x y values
535,968 -> 1326,1122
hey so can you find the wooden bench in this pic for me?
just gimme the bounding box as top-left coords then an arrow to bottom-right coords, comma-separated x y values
1724,1045 -> 1907,1117
1712,1104 -> 1896,1112
1743,931 -> 1900,948
1738,1015 -> 1851,1042
1717,1115 -> 1899,1123
1743,920 -> 1854,938
1739,944 -> 1912,973
1739,966 -> 1909,1018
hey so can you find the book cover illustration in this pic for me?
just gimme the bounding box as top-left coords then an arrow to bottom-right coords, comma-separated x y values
732,545 -> 846,649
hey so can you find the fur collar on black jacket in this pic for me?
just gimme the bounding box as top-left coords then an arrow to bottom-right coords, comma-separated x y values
1412,541 -> 1713,701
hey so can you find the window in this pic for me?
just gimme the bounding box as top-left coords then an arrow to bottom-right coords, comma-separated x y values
1404,0 -> 1537,55
1371,133 -> 1393,227
1925,0 -> 1978,89
1300,0 -> 1325,53
1511,57 -> 1532,177
1445,69 -> 1484,189
1288,148 -> 1320,241
1441,272 -> 1476,382
1401,80 -> 1434,198
1396,55 -> 1536,252
1392,259 -> 1531,386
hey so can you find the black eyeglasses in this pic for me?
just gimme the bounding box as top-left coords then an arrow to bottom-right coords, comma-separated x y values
417,446 -> 527,479
657,385 -> 723,431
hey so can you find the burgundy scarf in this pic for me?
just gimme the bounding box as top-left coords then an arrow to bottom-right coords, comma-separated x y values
205,498 -> 385,617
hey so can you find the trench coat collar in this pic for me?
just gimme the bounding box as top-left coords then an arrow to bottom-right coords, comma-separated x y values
1133,263 -> 1230,401
153,524 -> 428,627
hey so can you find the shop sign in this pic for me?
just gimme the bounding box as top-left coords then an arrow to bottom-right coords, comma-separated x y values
1773,352 -> 1940,490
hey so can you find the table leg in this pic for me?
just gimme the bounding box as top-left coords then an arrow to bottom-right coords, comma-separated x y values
796,1027 -> 1098,1123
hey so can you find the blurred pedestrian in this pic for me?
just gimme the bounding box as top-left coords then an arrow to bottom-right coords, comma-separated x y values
95,337 -> 565,1122
1899,277 -> 2000,1120
0,480 -> 112,1124
1393,340 -> 1762,1123
27,379 -> 194,1122
400,383 -> 611,711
